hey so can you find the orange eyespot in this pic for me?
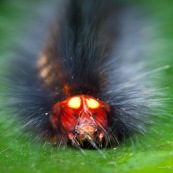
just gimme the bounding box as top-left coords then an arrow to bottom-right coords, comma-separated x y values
64,84 -> 71,95
86,98 -> 99,109
68,96 -> 81,109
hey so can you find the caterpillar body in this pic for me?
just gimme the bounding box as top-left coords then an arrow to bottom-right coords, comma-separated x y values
6,0 -> 159,149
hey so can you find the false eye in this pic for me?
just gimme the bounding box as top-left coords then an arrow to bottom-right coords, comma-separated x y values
68,96 -> 81,109
86,98 -> 99,109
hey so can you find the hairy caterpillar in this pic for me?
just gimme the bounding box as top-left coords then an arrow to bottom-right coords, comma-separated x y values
4,0 -> 162,149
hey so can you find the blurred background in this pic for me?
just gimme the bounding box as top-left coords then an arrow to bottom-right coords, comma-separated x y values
0,0 -> 173,173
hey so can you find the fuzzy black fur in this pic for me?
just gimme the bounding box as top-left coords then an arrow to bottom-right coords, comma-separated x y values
7,0 -> 155,147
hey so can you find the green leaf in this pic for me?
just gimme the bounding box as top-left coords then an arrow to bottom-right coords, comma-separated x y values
0,0 -> 173,173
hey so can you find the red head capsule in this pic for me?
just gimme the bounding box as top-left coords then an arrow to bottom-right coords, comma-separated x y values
50,95 -> 110,145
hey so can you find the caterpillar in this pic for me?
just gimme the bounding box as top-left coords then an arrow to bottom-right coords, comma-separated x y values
4,0 -> 161,149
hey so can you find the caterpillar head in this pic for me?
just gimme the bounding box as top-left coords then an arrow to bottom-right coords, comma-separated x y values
50,95 -> 110,147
